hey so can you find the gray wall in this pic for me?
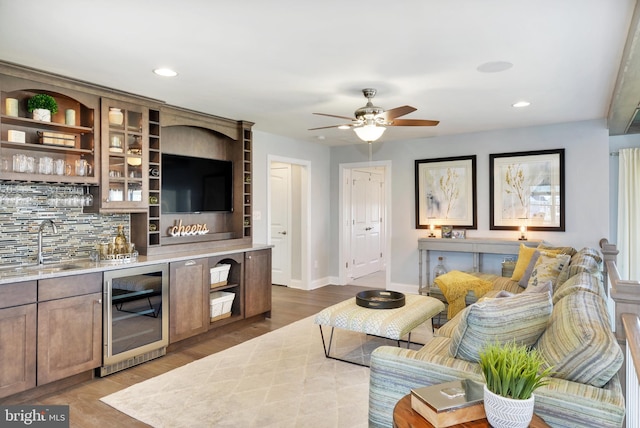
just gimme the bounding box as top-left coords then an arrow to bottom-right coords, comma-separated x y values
254,119 -> 612,289
329,119 -> 610,287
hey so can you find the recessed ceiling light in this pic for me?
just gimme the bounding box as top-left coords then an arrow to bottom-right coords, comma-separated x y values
153,68 -> 178,77
512,101 -> 531,108
477,61 -> 513,73
338,125 -> 351,130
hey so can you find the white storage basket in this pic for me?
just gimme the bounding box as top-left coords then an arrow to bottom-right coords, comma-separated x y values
210,264 -> 231,287
210,291 -> 235,321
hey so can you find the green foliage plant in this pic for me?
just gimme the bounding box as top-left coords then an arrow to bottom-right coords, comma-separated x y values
27,94 -> 58,114
479,341 -> 553,400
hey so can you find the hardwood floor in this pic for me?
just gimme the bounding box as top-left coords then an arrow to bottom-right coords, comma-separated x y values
3,284 -> 368,428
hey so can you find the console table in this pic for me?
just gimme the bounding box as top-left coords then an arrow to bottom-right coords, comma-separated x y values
417,237 -> 542,294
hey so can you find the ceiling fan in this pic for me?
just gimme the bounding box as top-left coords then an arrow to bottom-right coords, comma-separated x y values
309,88 -> 439,143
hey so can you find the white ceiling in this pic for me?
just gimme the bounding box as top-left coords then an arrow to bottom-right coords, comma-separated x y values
0,0 -> 636,146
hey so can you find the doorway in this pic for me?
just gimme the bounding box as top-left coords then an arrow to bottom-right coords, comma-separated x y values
268,156 -> 310,289
339,161 -> 392,289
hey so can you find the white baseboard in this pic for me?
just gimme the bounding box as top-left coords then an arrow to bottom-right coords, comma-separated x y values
388,282 -> 420,295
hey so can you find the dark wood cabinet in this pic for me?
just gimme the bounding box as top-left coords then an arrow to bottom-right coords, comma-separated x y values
0,281 -> 37,399
244,249 -> 272,318
169,258 -> 209,343
37,273 -> 102,385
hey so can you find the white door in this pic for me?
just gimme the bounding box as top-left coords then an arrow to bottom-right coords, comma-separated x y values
270,164 -> 291,286
351,170 -> 384,279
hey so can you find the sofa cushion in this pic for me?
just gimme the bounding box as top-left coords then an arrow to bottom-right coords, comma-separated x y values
448,291 -> 552,363
528,252 -> 571,288
536,291 -> 623,387
556,247 -> 602,286
552,272 -> 605,304
518,250 -> 541,287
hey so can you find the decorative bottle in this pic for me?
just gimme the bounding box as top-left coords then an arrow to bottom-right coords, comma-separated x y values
114,225 -> 128,254
433,256 -> 447,280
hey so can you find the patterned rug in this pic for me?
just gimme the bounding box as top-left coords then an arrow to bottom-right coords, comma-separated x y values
101,315 -> 432,427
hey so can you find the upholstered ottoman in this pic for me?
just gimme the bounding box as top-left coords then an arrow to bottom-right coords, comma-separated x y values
314,294 -> 445,365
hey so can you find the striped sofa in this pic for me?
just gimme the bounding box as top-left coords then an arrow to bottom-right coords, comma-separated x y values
369,247 -> 625,428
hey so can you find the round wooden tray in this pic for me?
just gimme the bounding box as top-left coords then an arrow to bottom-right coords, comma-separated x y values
356,290 -> 405,309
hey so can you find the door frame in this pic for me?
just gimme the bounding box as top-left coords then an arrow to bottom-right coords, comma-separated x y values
338,160 -> 392,287
267,155 -> 311,290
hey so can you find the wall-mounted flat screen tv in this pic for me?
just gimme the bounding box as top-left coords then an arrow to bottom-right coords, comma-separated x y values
161,153 -> 233,213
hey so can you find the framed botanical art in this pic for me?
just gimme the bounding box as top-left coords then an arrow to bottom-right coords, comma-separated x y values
490,149 -> 565,231
415,155 -> 477,229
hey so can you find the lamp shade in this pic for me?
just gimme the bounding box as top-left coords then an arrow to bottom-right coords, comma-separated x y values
353,124 -> 385,142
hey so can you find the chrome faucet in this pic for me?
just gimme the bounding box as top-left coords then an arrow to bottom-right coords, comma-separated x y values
37,220 -> 58,265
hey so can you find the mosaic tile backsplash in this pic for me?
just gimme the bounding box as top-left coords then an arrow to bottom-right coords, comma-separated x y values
0,183 -> 129,266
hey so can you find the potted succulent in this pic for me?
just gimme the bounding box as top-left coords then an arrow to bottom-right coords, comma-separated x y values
479,341 -> 552,428
27,94 -> 58,122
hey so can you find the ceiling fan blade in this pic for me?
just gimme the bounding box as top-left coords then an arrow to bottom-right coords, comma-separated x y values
308,124 -> 352,130
389,118 -> 440,127
379,105 -> 417,121
313,112 -> 355,121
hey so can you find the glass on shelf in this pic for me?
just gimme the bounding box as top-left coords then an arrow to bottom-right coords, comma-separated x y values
127,110 -> 142,132
108,184 -> 124,202
127,183 -> 142,202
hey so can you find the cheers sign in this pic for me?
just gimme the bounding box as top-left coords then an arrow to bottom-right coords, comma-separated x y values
169,219 -> 210,236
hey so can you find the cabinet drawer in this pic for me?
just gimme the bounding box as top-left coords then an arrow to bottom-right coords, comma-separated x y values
0,281 -> 37,309
38,272 -> 102,301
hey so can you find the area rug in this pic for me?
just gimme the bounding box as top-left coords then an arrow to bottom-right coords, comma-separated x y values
101,315 -> 432,427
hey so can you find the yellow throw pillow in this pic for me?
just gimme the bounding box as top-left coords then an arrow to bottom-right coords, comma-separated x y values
511,244 -> 562,282
510,244 -> 538,281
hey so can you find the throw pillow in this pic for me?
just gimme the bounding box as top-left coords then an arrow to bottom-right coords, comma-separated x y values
536,291 -> 623,387
510,244 -> 538,282
528,252 -> 571,288
448,291 -> 552,363
536,243 -> 577,256
518,251 -> 541,288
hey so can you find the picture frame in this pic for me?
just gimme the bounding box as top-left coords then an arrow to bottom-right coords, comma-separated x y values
452,229 -> 466,239
490,149 -> 565,231
441,225 -> 453,238
415,155 -> 477,229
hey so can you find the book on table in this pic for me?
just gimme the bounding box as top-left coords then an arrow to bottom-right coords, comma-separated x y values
410,379 -> 486,428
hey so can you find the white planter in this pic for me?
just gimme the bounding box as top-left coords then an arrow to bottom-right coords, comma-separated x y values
483,385 -> 534,428
32,108 -> 51,122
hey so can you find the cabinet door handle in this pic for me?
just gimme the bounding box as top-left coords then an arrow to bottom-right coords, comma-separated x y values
185,260 -> 196,266
97,299 -> 102,304
247,255 -> 252,260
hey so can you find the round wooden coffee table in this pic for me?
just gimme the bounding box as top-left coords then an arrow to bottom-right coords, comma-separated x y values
393,394 -> 550,428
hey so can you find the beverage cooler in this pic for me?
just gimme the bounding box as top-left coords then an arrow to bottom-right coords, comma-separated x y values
100,263 -> 168,376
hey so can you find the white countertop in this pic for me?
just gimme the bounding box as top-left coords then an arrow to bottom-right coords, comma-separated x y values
0,244 -> 272,285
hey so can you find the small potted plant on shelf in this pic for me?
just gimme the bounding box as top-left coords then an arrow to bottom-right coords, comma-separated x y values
27,94 -> 58,122
479,341 -> 552,428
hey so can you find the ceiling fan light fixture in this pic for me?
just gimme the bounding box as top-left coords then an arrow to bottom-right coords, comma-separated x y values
353,124 -> 385,142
